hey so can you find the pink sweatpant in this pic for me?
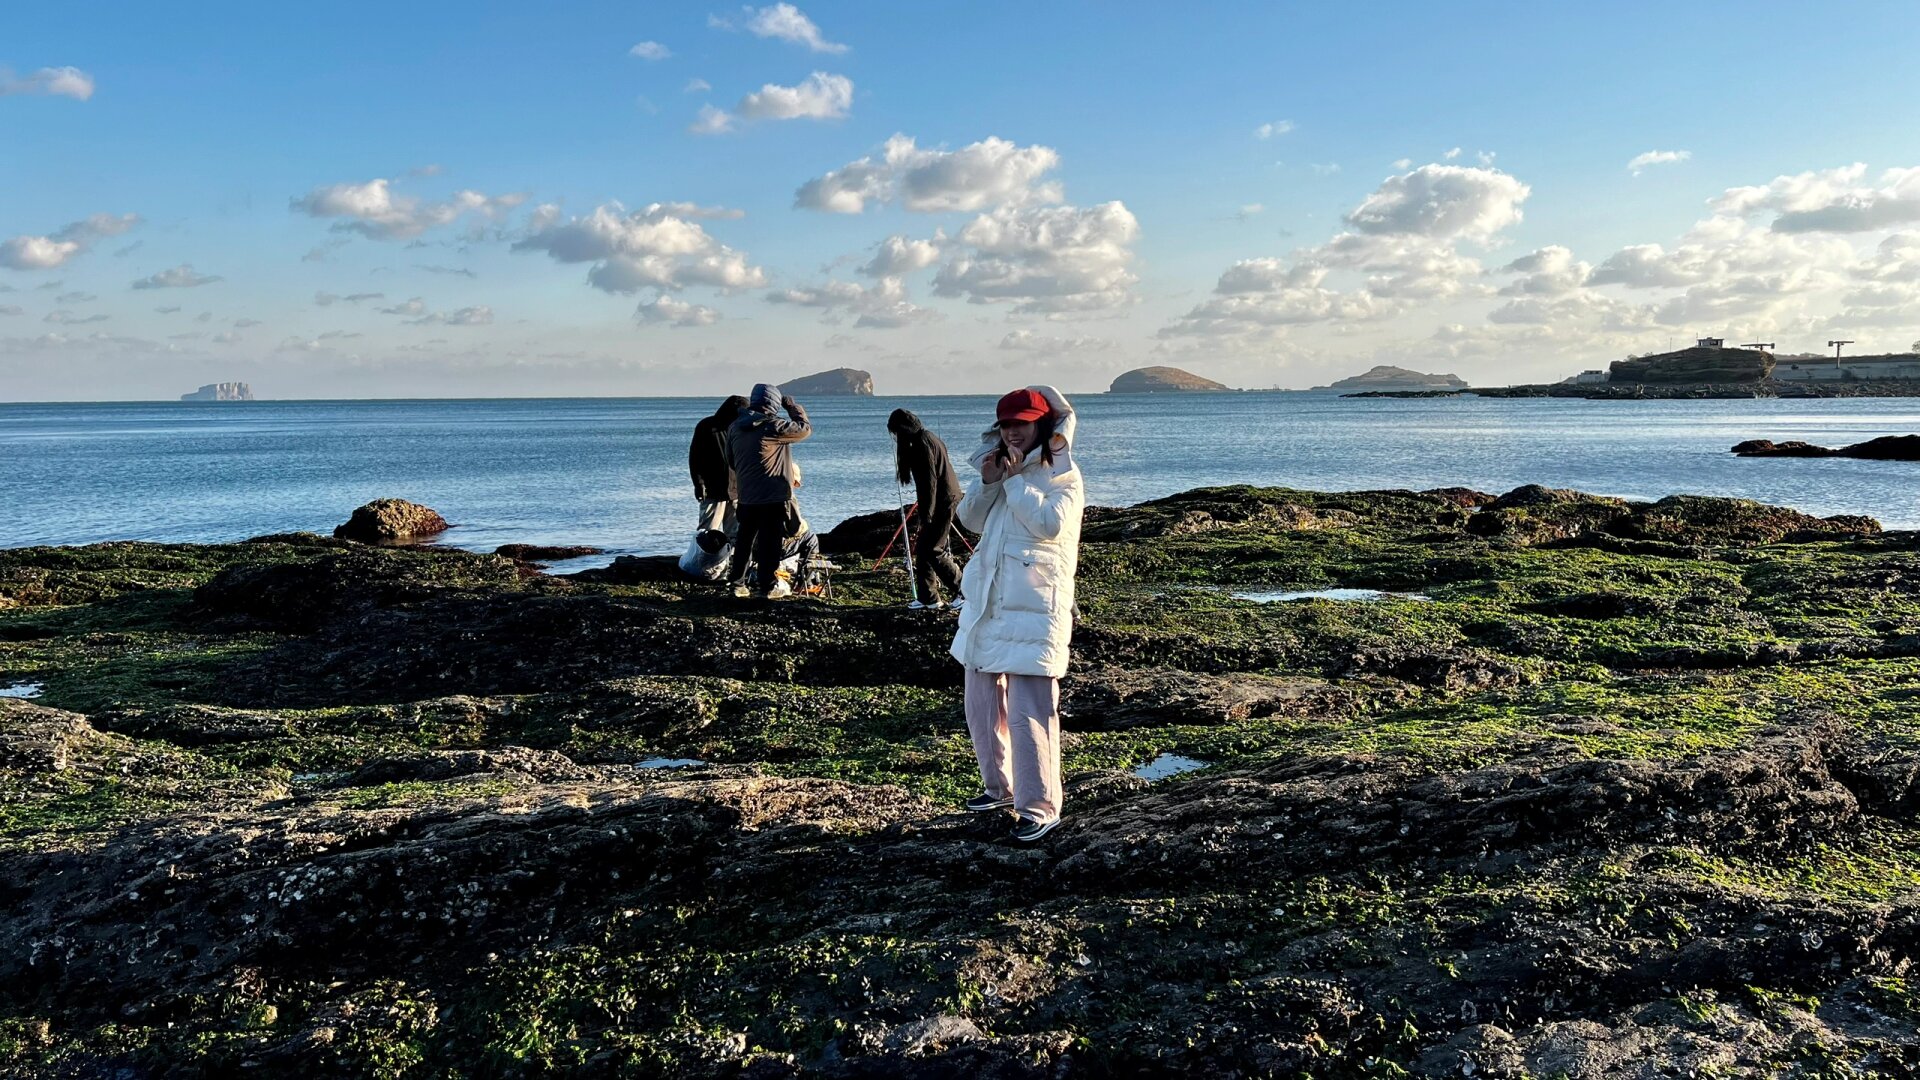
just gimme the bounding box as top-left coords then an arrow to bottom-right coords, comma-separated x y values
964,667 -> 1063,825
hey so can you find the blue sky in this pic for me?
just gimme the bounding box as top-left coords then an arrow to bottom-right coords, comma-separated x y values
4,1 -> 1920,399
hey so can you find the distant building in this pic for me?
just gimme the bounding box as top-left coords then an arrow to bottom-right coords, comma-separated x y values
1573,369 -> 1607,384
1696,337 -> 1724,348
1774,356 -> 1843,381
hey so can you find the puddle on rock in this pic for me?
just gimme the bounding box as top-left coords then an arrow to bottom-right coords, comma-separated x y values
0,683 -> 45,699
1133,753 -> 1210,781
635,757 -> 706,769
1232,588 -> 1430,604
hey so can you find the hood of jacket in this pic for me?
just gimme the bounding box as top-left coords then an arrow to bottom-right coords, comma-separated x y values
969,384 -> 1077,473
887,408 -> 925,438
749,383 -> 783,412
714,395 -> 749,423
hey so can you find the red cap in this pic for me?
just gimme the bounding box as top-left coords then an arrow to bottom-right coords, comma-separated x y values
996,388 -> 1049,424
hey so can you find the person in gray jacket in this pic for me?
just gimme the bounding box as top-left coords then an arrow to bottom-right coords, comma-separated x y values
724,382 -> 812,598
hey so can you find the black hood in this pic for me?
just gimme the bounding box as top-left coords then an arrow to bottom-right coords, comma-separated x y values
714,395 -> 748,423
887,408 -> 924,437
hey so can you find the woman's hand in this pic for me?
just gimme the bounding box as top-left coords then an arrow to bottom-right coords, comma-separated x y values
980,453 -> 1007,484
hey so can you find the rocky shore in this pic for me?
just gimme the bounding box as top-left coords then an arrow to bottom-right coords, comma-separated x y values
4,485 -> 1919,1077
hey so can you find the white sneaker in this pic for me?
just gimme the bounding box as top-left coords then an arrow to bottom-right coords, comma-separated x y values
907,599 -> 944,610
948,597 -> 966,612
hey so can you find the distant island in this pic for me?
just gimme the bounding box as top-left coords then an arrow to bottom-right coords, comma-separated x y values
1108,366 -> 1230,393
1470,338 -> 1920,399
1319,365 -> 1467,392
180,383 -> 255,402
783,368 -> 874,396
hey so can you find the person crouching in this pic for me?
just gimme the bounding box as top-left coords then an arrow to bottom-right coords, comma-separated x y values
725,383 -> 812,599
949,386 -> 1084,842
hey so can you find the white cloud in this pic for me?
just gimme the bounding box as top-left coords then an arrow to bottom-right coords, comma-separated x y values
695,71 -> 852,133
1254,120 -> 1294,140
1344,164 -> 1530,240
1498,246 -> 1591,297
860,233 -> 943,277
637,295 -> 720,327
1235,203 -> 1265,220
0,236 -> 81,270
1713,163 -> 1920,233
684,77 -> 711,93
0,213 -> 141,270
315,291 -> 384,306
689,104 -> 734,134
1628,149 -> 1691,176
44,310 -> 109,325
408,305 -> 493,326
131,264 -> 222,289
1443,147 -> 1462,160
998,329 -> 1117,352
629,41 -> 671,60
379,297 -> 429,316
1391,158 -> 1412,170
1162,163 -> 1523,344
292,178 -> 529,240
932,201 -> 1141,316
740,4 -> 847,53
795,134 -> 1063,214
738,71 -> 851,120
0,66 -> 94,100
511,200 -> 766,295
766,275 -> 935,328
212,331 -> 241,344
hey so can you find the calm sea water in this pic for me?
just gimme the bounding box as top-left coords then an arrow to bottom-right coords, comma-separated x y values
4,394 -> 1918,560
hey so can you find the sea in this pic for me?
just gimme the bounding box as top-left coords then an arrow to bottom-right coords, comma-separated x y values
4,393 -> 1919,566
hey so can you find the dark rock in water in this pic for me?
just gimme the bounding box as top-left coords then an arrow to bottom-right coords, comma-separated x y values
1109,365 -> 1231,393
820,508 -> 979,558
493,544 -> 603,562
1843,434 -> 1920,460
820,508 -> 904,557
783,367 -> 874,396
332,498 -> 449,542
1734,434 -> 1920,461
566,554 -> 687,584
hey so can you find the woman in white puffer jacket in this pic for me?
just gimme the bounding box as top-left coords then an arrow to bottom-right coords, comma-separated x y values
949,385 -> 1085,842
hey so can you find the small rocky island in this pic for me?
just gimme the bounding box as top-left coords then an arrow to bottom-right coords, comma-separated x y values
180,382 -> 255,402
1108,366 -> 1230,393
783,368 -> 874,396
1320,365 -> 1468,393
4,484 -> 1918,1074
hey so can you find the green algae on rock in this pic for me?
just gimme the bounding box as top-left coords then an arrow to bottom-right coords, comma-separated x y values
2,484 -> 1919,1076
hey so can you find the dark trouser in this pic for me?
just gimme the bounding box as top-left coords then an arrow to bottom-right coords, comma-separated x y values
913,504 -> 965,604
727,502 -> 789,595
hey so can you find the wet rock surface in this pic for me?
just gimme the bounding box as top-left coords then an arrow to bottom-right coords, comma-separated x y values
1734,434 -> 1920,461
332,498 -> 450,543
3,483 -> 1919,1076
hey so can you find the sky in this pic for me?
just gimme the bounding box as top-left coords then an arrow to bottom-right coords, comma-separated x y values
4,1 -> 1920,400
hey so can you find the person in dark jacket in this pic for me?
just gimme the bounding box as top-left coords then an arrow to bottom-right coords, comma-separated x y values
725,383 -> 812,598
888,408 -> 966,609
689,395 -> 747,553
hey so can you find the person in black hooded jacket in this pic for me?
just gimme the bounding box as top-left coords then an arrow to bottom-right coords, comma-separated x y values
888,408 -> 966,609
688,395 -> 747,552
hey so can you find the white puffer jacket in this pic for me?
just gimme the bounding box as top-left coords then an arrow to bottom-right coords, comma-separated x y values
949,385 -> 1085,679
